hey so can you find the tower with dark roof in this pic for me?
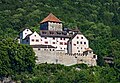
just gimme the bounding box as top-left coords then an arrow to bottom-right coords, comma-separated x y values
40,13 -> 62,31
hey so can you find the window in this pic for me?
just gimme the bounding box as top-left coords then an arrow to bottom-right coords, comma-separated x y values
41,39 -> 42,41
80,42 -> 82,44
50,32 -> 54,34
77,36 -> 79,39
77,47 -> 79,49
53,37 -> 55,40
60,38 -> 62,40
77,41 -> 79,44
60,42 -> 63,45
45,37 -> 47,39
81,47 -> 82,49
81,37 -> 83,39
53,42 -> 55,44
42,32 -> 46,34
84,42 -> 86,44
64,42 -> 67,45
36,39 -> 39,42
25,33 -> 27,34
31,39 -> 34,41
74,44 -> 76,46
45,41 -> 48,44
53,49 -> 55,51
27,29 -> 29,31
93,55 -> 96,58
64,38 -> 65,40
50,49 -> 51,51
38,48 -> 40,50
78,50 -> 80,52
34,35 -> 36,37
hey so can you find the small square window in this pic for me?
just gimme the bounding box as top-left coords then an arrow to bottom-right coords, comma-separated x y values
34,35 -> 36,37
60,42 -> 63,45
38,48 -> 40,50
53,37 -> 55,40
81,37 -> 83,39
77,36 -> 79,39
64,42 -> 67,45
64,38 -> 65,40
45,37 -> 47,39
53,42 -> 55,44
60,38 -> 62,40
45,41 -> 48,44
36,39 -> 39,42
84,42 -> 86,44
74,44 -> 76,46
77,41 -> 79,44
80,42 -> 82,44
32,39 -> 34,41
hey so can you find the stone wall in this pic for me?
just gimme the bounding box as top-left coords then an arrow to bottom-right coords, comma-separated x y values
33,48 -> 97,66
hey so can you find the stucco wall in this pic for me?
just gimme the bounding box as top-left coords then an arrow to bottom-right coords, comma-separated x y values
33,48 -> 97,66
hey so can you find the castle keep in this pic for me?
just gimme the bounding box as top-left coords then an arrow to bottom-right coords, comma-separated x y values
19,13 -> 97,66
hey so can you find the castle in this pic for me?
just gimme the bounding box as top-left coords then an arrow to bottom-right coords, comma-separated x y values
19,13 -> 97,66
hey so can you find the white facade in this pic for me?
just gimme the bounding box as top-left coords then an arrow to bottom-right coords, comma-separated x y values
29,32 -> 41,45
40,37 -> 69,53
68,34 -> 89,54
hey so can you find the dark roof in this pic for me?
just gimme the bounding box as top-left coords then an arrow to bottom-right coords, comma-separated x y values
23,33 -> 32,40
40,30 -> 71,38
31,45 -> 56,48
19,28 -> 32,33
40,13 -> 62,23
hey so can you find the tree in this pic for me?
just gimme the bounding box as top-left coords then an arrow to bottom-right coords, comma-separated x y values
0,38 -> 36,77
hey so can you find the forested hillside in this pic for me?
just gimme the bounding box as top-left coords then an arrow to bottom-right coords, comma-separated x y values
0,0 -> 120,82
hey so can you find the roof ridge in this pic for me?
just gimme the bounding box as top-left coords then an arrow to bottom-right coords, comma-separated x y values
40,13 -> 62,23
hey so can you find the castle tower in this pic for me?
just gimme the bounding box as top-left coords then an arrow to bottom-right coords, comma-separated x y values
40,13 -> 62,31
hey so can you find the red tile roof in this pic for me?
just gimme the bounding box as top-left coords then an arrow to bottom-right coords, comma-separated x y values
40,13 -> 62,23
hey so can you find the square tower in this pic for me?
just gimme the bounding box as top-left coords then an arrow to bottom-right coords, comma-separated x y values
40,13 -> 62,31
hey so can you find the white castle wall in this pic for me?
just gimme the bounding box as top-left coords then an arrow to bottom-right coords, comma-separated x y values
33,48 -> 97,66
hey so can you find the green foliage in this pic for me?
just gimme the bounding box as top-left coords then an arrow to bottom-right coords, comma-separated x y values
0,38 -> 36,77
12,64 -> 120,83
0,0 -> 120,82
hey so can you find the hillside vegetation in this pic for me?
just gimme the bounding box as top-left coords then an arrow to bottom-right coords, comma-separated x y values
0,0 -> 120,82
